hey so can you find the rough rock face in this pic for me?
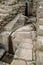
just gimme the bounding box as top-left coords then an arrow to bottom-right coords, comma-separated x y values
0,0 -> 26,32
11,24 -> 33,52
33,0 -> 38,16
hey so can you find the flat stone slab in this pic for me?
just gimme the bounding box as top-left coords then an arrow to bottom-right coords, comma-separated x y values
0,0 -> 17,6
14,24 -> 33,32
4,14 -> 27,31
10,60 -> 26,65
11,24 -> 33,52
36,51 -> 43,65
14,48 -> 32,61
19,39 -> 33,49
12,32 -> 32,52
0,8 -> 12,14
12,32 -> 32,39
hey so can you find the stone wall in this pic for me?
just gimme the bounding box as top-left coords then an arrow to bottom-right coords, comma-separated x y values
36,0 -> 43,65
0,0 -> 26,32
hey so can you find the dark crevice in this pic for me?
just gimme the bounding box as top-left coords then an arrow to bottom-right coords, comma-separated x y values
8,35 -> 14,55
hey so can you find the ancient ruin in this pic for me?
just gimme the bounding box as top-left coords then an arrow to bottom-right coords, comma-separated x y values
0,0 -> 43,65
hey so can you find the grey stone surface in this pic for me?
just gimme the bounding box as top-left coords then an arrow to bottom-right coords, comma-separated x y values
36,51 -> 43,65
27,62 -> 34,65
0,61 -> 9,65
0,31 -> 11,51
0,2 -> 26,32
14,24 -> 33,32
10,60 -> 26,65
33,0 -> 38,15
14,48 -> 32,61
12,32 -> 32,52
19,39 -> 33,49
4,14 -> 27,32
11,24 -> 33,52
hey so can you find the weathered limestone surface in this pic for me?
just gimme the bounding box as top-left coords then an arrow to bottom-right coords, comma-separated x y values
14,24 -> 33,32
36,36 -> 43,51
11,25 -> 33,52
12,32 -> 32,51
37,25 -> 43,35
10,60 -> 26,65
36,1 -> 43,65
36,51 -> 43,65
4,14 -> 27,32
19,39 -> 33,49
0,14 -> 28,53
14,48 -> 32,60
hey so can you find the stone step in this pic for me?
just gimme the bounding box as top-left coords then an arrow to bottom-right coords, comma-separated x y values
10,59 -> 26,65
12,32 -> 32,52
10,59 -> 34,65
4,14 -> 28,32
14,48 -> 32,61
18,39 -> 33,49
